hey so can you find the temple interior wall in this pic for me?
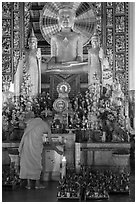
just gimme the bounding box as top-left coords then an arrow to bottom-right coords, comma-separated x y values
128,2 -> 135,91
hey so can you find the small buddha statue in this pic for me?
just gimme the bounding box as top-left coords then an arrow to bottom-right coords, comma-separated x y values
58,84 -> 69,99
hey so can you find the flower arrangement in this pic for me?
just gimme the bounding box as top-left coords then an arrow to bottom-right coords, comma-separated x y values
2,72 -> 53,141
71,83 -> 128,142
2,93 -> 53,141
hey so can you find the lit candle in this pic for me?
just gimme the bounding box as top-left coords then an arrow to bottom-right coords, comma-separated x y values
61,156 -> 66,179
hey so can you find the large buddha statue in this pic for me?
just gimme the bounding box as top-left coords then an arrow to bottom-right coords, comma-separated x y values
41,8 -> 88,75
14,7 -> 104,96
41,7 -> 107,89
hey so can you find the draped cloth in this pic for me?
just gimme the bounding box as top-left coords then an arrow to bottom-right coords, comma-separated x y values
27,50 -> 40,96
14,58 -> 24,96
18,118 -> 51,180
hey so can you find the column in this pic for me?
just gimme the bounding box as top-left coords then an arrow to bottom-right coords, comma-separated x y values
128,2 -> 135,91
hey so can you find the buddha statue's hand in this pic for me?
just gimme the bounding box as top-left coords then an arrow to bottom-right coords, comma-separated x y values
76,56 -> 83,63
47,56 -> 56,64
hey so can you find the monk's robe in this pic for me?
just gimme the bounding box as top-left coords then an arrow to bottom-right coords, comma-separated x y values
18,118 -> 50,180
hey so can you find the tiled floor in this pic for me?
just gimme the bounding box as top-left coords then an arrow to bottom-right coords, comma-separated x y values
2,171 -> 135,202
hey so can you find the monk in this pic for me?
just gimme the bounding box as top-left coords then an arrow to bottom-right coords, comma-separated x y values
18,112 -> 63,189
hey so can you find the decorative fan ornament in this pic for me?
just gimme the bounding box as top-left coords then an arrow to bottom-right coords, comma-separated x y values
40,2 -> 97,45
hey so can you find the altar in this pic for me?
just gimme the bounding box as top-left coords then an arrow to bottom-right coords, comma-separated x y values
3,137 -> 130,182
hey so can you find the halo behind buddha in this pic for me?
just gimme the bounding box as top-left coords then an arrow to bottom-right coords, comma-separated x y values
40,2 -> 97,46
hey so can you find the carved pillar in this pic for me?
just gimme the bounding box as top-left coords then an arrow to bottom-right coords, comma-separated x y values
128,2 -> 135,91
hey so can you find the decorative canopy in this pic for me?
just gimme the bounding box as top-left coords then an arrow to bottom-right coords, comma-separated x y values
39,2 -> 97,46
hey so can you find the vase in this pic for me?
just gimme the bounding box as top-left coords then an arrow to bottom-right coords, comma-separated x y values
112,153 -> 130,171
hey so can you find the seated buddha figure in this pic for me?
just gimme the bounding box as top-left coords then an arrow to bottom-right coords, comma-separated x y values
41,8 -> 88,75
41,7 -> 105,92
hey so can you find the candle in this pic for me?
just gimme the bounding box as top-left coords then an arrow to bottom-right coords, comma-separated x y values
125,101 -> 129,116
75,143 -> 81,173
61,156 -> 66,179
102,132 -> 106,142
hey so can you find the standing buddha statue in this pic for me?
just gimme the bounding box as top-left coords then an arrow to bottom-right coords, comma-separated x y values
14,29 -> 41,97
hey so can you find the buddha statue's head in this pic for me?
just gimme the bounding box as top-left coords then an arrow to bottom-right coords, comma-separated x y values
58,8 -> 75,30
28,29 -> 37,50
